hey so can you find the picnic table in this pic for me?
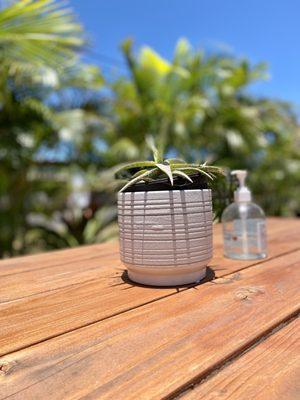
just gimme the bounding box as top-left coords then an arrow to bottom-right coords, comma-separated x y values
0,217 -> 299,399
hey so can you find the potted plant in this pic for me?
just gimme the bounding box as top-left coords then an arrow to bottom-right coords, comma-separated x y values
116,148 -> 223,286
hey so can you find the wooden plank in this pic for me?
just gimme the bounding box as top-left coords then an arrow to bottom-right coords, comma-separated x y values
0,250 -> 125,303
0,220 -> 299,356
1,218 -> 300,304
0,241 -> 116,277
0,218 -> 294,278
0,250 -> 299,399
181,317 -> 300,400
0,272 -> 180,356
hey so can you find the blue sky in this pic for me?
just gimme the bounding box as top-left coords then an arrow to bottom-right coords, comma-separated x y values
71,0 -> 300,106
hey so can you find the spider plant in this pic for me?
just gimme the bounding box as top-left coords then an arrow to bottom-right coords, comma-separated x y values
116,146 -> 223,192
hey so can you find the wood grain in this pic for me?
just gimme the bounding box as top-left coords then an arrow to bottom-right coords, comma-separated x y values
0,249 -> 124,303
1,218 -> 299,304
0,250 -> 299,400
0,219 -> 299,357
0,241 -> 116,277
0,271 -> 181,356
181,317 -> 300,400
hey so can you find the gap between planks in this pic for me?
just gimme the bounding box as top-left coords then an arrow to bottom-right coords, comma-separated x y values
1,246 -> 299,359
172,312 -> 300,400
1,220 -> 300,306
1,246 -> 300,360
0,250 -> 299,399
0,221 -> 297,355
0,218 -> 296,278
2,244 -> 300,306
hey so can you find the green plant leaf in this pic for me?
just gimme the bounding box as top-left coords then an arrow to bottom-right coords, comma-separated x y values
167,158 -> 186,164
172,170 -> 193,183
146,135 -> 163,163
119,168 -> 157,192
131,169 -> 150,179
115,161 -> 157,175
172,164 -> 223,175
178,167 -> 214,180
156,163 -> 173,185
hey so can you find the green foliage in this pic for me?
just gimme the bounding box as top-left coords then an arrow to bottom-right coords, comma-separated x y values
0,0 -> 104,257
116,145 -> 223,192
108,38 -> 300,215
0,1 -> 299,258
0,0 -> 84,70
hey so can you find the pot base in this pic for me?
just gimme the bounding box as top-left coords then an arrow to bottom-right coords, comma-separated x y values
126,263 -> 207,286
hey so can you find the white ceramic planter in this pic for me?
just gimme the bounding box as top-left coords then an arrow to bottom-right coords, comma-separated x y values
118,189 -> 213,286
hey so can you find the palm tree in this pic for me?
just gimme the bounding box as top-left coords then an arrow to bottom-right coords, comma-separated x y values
107,38 -> 299,217
0,0 -> 103,257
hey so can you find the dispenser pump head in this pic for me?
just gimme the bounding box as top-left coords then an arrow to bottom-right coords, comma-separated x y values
231,170 -> 252,202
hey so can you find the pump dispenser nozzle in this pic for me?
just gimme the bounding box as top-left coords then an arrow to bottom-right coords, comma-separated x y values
231,170 -> 252,202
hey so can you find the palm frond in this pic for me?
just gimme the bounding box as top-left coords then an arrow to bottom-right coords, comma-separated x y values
0,0 -> 85,70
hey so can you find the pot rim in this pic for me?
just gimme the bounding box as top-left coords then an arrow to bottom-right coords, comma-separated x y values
118,188 -> 212,195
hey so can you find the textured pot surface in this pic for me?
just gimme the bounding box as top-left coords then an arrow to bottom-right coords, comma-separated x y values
118,189 -> 213,286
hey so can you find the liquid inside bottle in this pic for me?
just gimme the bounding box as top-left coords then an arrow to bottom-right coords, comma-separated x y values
222,202 -> 267,260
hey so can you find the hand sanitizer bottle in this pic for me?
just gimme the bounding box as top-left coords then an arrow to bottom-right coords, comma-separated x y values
222,170 -> 267,260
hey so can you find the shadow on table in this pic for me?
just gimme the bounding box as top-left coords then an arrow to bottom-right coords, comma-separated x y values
120,266 -> 215,290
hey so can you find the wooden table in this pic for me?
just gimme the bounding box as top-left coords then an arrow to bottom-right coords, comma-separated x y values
0,218 -> 299,399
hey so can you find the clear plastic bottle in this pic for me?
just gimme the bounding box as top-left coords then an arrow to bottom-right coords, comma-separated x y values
222,170 -> 267,260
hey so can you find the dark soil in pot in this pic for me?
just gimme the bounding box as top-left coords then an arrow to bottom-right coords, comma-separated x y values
123,173 -> 208,193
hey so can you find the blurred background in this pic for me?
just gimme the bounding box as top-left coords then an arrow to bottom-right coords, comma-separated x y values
1,0 -> 299,258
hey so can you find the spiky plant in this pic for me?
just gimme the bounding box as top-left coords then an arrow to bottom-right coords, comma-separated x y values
116,145 -> 223,192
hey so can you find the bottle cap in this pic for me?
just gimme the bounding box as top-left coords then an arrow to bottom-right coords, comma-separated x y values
231,170 -> 252,202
